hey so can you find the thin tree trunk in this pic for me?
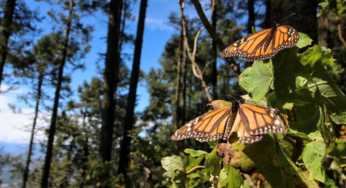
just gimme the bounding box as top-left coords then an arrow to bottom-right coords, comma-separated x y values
211,0 -> 217,99
79,111 -> 89,188
318,15 -> 329,47
22,72 -> 43,188
118,0 -> 148,178
247,0 -> 255,34
181,0 -> 187,125
263,0 -> 271,28
99,0 -> 123,164
175,0 -> 184,130
0,0 -> 16,91
40,0 -> 74,187
335,14 -> 346,48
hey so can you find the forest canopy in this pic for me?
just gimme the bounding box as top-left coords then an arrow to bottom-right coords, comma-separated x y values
0,0 -> 346,188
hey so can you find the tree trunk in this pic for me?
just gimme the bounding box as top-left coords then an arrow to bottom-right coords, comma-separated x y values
22,72 -> 43,188
0,0 -> 16,91
318,16 -> 329,47
175,0 -> 184,130
211,0 -> 217,99
269,0 -> 318,43
117,0 -> 148,178
247,0 -> 255,34
99,0 -> 123,164
263,0 -> 271,28
181,0 -> 187,125
79,111 -> 89,188
40,0 -> 74,187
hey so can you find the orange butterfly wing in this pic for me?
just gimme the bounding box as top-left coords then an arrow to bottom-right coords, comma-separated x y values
221,25 -> 299,61
171,102 -> 288,144
233,104 -> 287,143
171,106 -> 234,142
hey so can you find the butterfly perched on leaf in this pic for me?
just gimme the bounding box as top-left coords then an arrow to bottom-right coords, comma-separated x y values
221,14 -> 299,62
171,100 -> 288,144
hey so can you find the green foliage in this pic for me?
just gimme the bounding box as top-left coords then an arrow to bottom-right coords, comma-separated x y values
163,31 -> 346,187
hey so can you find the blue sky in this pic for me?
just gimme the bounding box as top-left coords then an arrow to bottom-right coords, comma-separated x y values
0,0 -> 211,143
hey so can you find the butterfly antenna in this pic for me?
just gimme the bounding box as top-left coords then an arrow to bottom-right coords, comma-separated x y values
227,94 -> 239,102
279,13 -> 296,23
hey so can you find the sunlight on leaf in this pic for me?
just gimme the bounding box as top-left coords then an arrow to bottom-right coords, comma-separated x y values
302,131 -> 326,182
239,60 -> 273,104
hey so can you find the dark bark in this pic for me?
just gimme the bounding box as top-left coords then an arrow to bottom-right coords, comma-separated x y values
175,0 -> 184,130
211,1 -> 217,99
318,16 -> 329,47
269,0 -> 318,43
99,0 -> 123,163
263,0 -> 271,28
117,0 -> 148,178
247,0 -> 255,34
22,72 -> 43,188
0,0 -> 16,91
40,0 -> 74,187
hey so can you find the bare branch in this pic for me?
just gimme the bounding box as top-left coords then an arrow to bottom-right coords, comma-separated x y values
181,0 -> 214,102
242,173 -> 257,188
190,0 -> 241,77
335,14 -> 346,48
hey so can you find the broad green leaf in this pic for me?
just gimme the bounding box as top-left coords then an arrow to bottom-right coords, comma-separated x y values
205,146 -> 221,176
317,107 -> 335,153
329,138 -> 346,157
299,45 -> 346,124
290,105 -> 319,134
220,165 -> 242,188
185,155 -> 204,172
271,45 -> 310,109
324,178 -> 339,188
242,135 -> 285,187
161,155 -> 185,178
242,134 -> 319,187
241,94 -> 268,106
286,130 -> 312,142
239,60 -> 273,104
302,131 -> 326,182
296,33 -> 313,48
184,148 -> 208,157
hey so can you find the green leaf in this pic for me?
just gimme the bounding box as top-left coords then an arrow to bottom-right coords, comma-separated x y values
302,131 -> 326,182
220,165 -> 242,188
299,45 -> 346,124
184,148 -> 208,157
239,60 -> 273,104
329,138 -> 346,157
205,146 -> 221,176
324,178 -> 339,188
296,33 -> 313,48
271,45 -> 310,109
290,105 -> 319,135
161,155 -> 185,178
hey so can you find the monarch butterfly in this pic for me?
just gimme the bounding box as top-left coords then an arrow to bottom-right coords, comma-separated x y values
221,14 -> 299,61
171,101 -> 288,144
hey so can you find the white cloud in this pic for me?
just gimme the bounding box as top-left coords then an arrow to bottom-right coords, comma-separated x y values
0,86 -> 47,143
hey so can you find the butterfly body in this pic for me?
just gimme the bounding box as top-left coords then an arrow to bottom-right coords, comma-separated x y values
221,24 -> 299,61
171,101 -> 287,144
